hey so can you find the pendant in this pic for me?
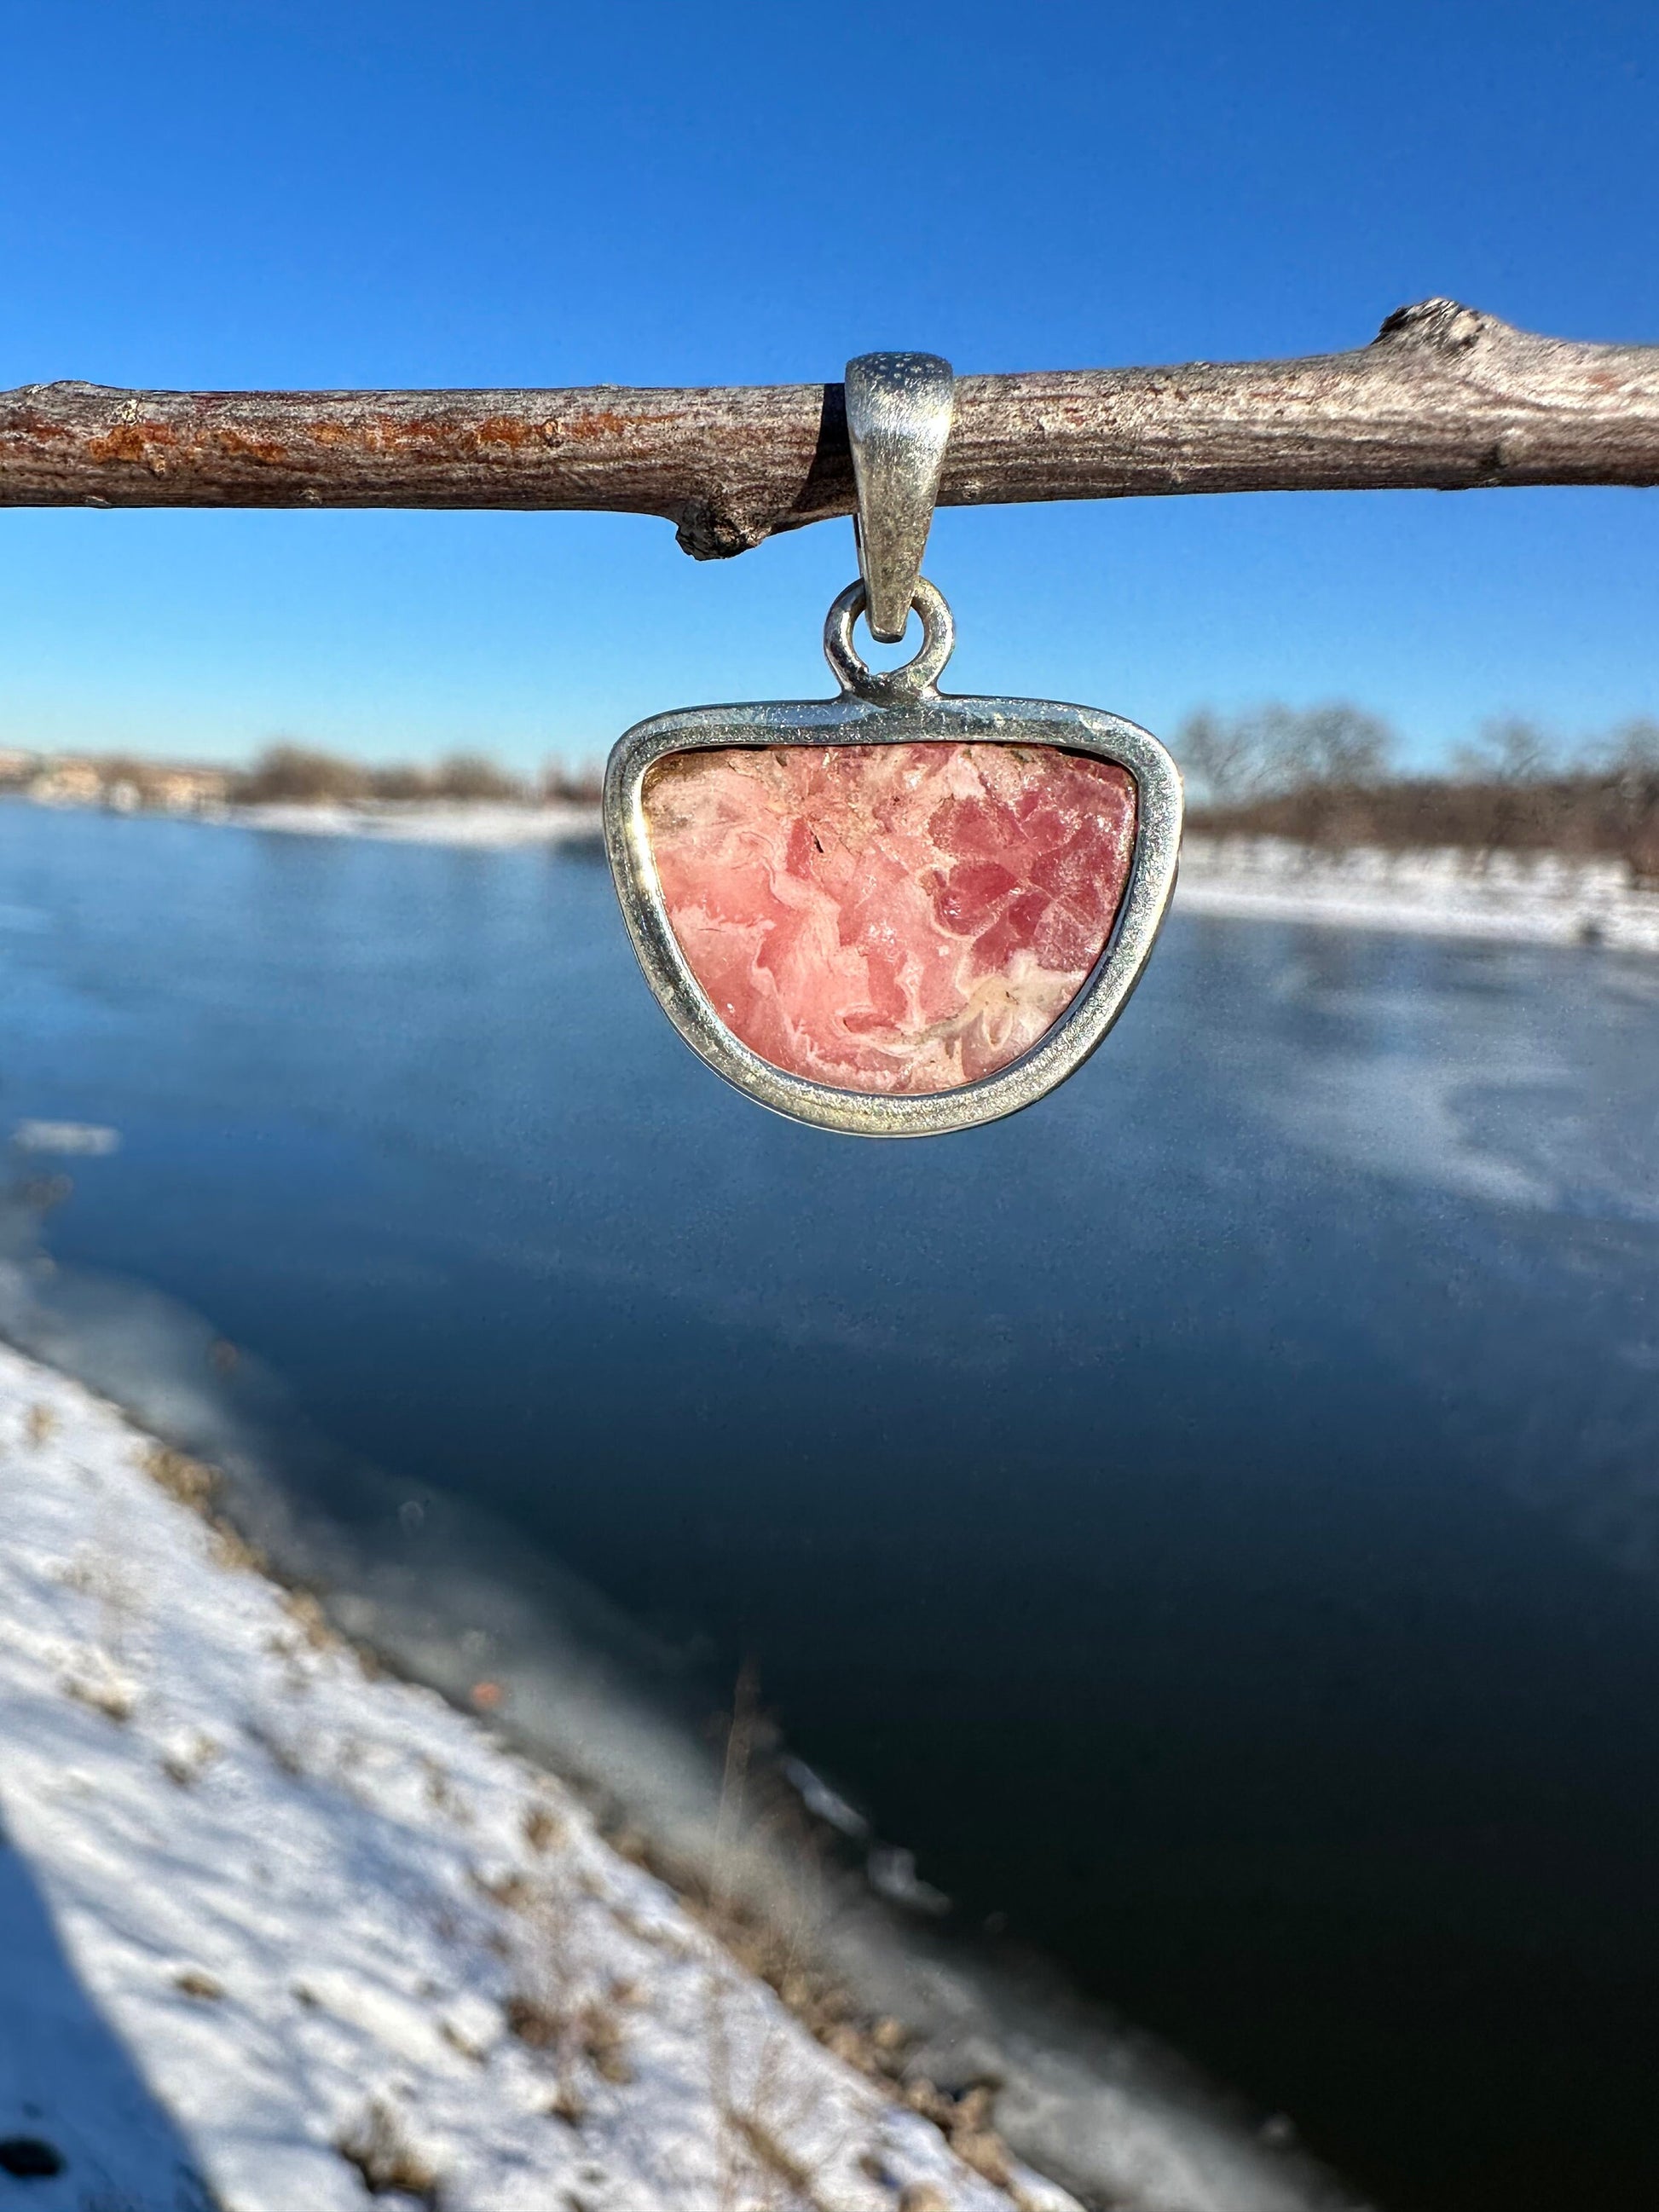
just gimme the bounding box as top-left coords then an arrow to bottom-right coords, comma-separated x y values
604,355 -> 1182,1138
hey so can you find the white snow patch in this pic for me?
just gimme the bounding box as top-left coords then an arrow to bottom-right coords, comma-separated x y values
9,1123 -> 121,1158
219,802 -> 602,847
1177,837 -> 1659,952
0,1339 -> 1075,2212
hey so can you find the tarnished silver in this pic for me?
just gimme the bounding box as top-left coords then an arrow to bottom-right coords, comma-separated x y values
844,353 -> 955,643
604,578 -> 1183,1138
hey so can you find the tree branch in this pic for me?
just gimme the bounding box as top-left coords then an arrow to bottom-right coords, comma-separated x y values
3,300 -> 1656,559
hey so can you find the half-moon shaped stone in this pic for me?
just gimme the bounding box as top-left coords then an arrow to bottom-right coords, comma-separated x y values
641,742 -> 1137,1096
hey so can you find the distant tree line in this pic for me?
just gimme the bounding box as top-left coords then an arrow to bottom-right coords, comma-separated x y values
13,722 -> 1659,878
228,744 -> 602,806
0,742 -> 604,810
1178,706 -> 1659,884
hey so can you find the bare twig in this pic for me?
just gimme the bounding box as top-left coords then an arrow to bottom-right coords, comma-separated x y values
3,300 -> 1657,558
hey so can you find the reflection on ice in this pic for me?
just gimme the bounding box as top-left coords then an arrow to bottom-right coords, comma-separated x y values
1227,937 -> 1659,1223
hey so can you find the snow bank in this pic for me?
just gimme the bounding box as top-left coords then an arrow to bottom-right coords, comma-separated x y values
0,1340 -> 1077,2212
218,801 -> 603,847
1177,836 -> 1659,952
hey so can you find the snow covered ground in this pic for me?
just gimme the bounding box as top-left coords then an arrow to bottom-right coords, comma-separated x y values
219,801 -> 604,846
0,1339 -> 1081,2212
1177,837 -> 1659,952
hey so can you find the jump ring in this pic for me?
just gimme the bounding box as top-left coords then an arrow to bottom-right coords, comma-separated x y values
823,578 -> 955,702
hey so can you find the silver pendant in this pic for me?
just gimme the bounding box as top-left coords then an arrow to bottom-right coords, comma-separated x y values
604,355 -> 1182,1139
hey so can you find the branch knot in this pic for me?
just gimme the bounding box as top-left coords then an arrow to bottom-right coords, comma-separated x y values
1375,298 -> 1492,355
674,498 -> 769,562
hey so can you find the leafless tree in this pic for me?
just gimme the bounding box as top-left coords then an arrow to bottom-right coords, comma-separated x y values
1173,710 -> 1265,806
430,752 -> 525,802
1602,716 -> 1659,774
232,743 -> 370,804
1453,715 -> 1556,784
1176,702 -> 1396,803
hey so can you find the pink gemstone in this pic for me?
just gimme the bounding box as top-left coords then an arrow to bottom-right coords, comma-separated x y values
642,743 -> 1138,1095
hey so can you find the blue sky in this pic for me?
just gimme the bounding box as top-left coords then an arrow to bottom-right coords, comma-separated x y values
2,0 -> 1656,771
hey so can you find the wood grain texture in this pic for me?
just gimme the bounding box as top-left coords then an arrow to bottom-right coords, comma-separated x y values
4,301 -> 1657,557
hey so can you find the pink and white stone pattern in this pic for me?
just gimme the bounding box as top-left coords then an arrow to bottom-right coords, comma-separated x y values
643,742 -> 1138,1094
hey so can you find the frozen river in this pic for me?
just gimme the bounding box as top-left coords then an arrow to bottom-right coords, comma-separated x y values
3,801 -> 1659,2211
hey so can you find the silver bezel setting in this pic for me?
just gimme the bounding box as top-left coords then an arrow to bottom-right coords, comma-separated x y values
604,674 -> 1183,1139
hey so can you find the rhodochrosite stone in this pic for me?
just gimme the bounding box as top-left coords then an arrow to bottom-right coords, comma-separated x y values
642,742 -> 1137,1094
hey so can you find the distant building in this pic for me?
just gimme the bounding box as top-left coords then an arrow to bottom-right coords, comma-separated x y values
31,760 -> 104,806
148,766 -> 228,811
17,755 -> 230,813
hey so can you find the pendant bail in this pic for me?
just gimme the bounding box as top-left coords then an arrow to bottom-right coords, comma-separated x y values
844,352 -> 955,644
